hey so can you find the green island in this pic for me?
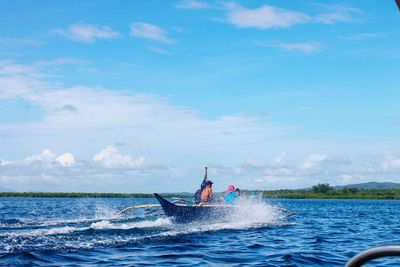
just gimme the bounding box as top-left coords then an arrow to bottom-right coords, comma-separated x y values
1,183 -> 400,199
252,183 -> 400,200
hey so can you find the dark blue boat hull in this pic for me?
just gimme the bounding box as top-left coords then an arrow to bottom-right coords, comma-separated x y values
154,193 -> 232,223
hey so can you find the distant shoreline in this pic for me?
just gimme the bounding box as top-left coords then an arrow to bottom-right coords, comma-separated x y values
0,192 -> 177,198
2,187 -> 400,200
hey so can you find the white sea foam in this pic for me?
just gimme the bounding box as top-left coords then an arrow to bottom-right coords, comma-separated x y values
1,217 -> 106,229
3,245 -> 13,253
94,203 -> 118,219
1,217 -> 172,239
226,197 -> 284,227
35,217 -> 104,227
90,220 -> 113,229
90,217 -> 172,230
1,225 -> 88,238
44,226 -> 84,235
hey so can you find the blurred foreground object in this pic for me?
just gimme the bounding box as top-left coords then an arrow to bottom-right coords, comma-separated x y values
346,245 -> 400,267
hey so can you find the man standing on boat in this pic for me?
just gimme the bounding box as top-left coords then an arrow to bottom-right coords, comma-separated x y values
201,180 -> 213,203
194,167 -> 208,203
194,167 -> 215,203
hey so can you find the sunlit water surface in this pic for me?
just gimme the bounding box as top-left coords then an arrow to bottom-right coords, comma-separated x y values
1,197 -> 400,266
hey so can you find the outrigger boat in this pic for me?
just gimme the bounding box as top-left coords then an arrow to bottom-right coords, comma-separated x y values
115,193 -> 295,223
154,193 -> 236,223
115,167 -> 295,222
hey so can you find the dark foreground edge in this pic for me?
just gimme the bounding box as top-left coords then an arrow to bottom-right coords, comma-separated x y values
346,245 -> 400,267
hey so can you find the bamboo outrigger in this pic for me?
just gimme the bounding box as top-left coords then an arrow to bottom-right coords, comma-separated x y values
114,204 -> 161,218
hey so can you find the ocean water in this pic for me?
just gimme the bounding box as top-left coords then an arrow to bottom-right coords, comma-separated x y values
1,197 -> 400,266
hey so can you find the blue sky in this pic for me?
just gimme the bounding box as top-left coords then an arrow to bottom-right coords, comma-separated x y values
0,0 -> 399,192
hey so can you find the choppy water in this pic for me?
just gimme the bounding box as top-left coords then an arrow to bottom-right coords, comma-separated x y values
1,197 -> 400,266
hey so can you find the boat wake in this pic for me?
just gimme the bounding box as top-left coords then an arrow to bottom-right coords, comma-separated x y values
0,198 -> 292,255
90,217 -> 173,230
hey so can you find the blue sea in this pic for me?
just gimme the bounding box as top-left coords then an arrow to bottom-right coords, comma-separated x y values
1,197 -> 400,266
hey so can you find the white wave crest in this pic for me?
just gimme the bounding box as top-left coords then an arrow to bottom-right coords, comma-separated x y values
1,226 -> 88,238
90,218 -> 172,230
226,197 -> 284,227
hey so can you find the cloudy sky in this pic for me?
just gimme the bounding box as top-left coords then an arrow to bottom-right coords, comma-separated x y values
0,1 -> 399,193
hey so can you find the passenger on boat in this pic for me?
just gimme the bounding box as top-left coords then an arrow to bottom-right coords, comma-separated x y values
236,188 -> 241,196
223,184 -> 238,204
194,179 -> 208,204
194,184 -> 205,204
201,180 -> 213,203
194,167 -> 209,203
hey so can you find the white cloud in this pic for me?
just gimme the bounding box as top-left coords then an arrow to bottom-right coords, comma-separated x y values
314,5 -> 362,24
0,148 -> 165,192
0,62 -> 285,145
1,148 -> 400,192
93,146 -> 145,168
52,24 -> 120,43
0,61 -> 50,100
185,3 -> 361,30
25,149 -> 57,163
34,57 -> 89,66
224,3 -> 311,29
257,41 -> 321,54
0,61 -> 290,191
145,46 -> 172,55
1,61 -> 399,192
0,37 -> 44,46
130,23 -> 175,44
299,154 -> 327,171
56,153 -> 76,167
277,42 -> 320,53
0,159 -> 11,166
382,158 -> 400,172
340,32 -> 386,41
245,158 -> 263,168
0,60 -> 38,76
337,174 -> 354,184
273,151 -> 287,165
23,149 -> 75,167
0,68 -> 285,170
238,153 -> 400,189
254,175 -> 281,184
176,0 -> 211,9
33,57 -> 98,74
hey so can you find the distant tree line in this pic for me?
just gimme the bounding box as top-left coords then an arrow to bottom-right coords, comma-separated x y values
0,192 -> 190,198
250,183 -> 400,199
2,184 -> 400,199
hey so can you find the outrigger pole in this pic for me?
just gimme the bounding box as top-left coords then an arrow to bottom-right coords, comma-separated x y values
114,204 -> 161,218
